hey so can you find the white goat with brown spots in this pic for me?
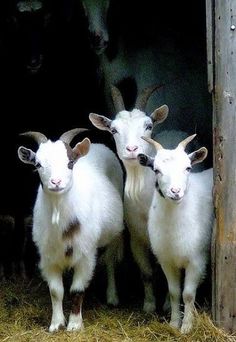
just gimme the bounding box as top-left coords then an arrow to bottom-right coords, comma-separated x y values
18,129 -> 124,332
138,134 -> 213,333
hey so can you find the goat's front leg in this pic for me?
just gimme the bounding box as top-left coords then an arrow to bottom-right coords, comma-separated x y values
67,253 -> 96,331
181,263 -> 202,334
42,267 -> 65,332
130,237 -> 156,313
161,264 -> 181,329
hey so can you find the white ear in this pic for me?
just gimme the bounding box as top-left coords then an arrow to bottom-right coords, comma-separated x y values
188,147 -> 208,165
89,113 -> 112,132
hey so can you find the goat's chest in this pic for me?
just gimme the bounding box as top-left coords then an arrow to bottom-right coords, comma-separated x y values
148,204 -> 199,267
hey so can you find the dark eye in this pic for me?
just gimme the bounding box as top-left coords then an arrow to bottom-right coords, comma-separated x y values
35,162 -> 41,169
154,169 -> 161,175
111,127 -> 118,134
186,167 -> 192,172
68,160 -> 74,169
145,123 -> 153,130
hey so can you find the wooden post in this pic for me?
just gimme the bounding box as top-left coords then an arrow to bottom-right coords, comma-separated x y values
207,0 -> 236,333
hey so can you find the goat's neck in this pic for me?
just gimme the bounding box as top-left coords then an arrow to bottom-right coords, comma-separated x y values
123,161 -> 153,202
42,187 -> 71,226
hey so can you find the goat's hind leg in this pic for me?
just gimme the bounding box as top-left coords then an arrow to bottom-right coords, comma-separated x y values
103,233 -> 124,306
130,237 -> 156,313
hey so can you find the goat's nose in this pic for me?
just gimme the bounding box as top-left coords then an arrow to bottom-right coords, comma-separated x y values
171,187 -> 181,194
51,178 -> 62,186
126,145 -> 138,152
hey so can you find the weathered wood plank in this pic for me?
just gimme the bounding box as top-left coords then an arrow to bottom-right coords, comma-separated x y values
206,0 -> 214,93
212,0 -> 236,333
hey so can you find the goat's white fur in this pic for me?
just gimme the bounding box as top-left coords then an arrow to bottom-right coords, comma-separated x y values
138,137 -> 213,333
89,104 -> 191,313
18,136 -> 124,332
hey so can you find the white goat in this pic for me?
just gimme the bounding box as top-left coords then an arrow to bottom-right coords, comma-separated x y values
89,86 -> 191,312
17,129 -> 124,332
138,134 -> 213,333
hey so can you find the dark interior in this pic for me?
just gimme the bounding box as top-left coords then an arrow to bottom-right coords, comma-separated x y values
0,0 -> 212,308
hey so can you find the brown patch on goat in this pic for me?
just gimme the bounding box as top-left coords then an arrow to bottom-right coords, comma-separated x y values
63,142 -> 78,169
62,220 -> 80,240
71,291 -> 84,315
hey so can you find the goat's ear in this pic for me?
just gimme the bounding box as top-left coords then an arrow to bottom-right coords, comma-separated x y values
18,146 -> 36,165
188,147 -> 208,165
137,153 -> 154,169
89,113 -> 112,132
73,138 -> 91,157
150,105 -> 169,124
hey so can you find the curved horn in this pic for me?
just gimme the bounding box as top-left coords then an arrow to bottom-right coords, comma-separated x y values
177,134 -> 197,150
135,83 -> 164,111
111,85 -> 125,112
59,128 -> 88,145
141,136 -> 163,151
20,131 -> 48,145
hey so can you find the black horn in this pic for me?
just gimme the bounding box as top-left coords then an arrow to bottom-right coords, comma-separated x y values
20,131 -> 48,145
59,128 -> 88,145
111,85 -> 125,112
135,83 -> 164,111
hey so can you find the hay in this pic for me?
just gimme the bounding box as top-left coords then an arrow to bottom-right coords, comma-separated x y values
0,279 -> 235,342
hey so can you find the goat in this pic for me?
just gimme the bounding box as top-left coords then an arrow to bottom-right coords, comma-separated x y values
81,0 -> 110,54
17,128 -> 124,332
138,134 -> 213,333
89,85 -> 192,312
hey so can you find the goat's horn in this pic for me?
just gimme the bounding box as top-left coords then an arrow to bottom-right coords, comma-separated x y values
141,136 -> 163,150
177,134 -> 197,150
59,128 -> 88,145
135,83 -> 164,111
111,85 -> 125,112
20,131 -> 48,145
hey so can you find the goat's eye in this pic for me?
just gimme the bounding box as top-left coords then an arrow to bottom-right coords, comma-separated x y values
186,167 -> 192,172
35,162 -> 41,169
111,127 -> 118,134
154,169 -> 161,175
68,160 -> 74,169
145,123 -> 153,130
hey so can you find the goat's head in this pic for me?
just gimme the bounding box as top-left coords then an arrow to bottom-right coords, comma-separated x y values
81,0 -> 110,54
138,134 -> 208,203
89,85 -> 168,165
17,128 -> 89,194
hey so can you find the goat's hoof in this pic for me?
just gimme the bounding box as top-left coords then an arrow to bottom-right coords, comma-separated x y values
49,322 -> 65,332
180,321 -> 192,334
67,321 -> 84,331
170,319 -> 180,329
107,294 -> 119,307
143,301 -> 156,313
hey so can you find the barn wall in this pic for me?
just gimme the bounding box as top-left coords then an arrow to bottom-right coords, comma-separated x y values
209,0 -> 236,333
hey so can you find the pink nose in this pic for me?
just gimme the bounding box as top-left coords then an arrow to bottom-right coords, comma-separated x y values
126,145 -> 138,152
51,178 -> 62,186
171,187 -> 181,194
